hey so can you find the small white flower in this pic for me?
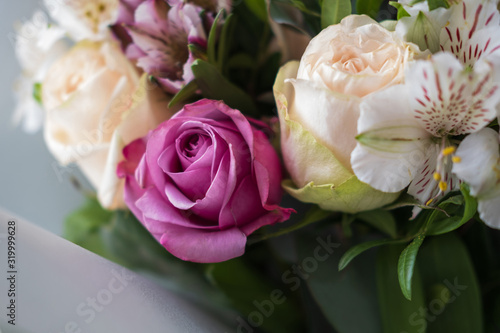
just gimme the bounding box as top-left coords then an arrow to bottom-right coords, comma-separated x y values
453,127 -> 500,228
44,0 -> 119,41
12,76 -> 45,133
351,52 -> 500,206
13,10 -> 67,133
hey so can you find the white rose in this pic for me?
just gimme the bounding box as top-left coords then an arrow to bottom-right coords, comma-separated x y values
274,15 -> 420,213
42,41 -> 177,209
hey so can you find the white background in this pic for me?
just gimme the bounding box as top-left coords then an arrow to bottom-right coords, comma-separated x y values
0,0 -> 85,235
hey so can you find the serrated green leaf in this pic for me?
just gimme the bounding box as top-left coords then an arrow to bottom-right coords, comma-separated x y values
377,244 -> 427,333
168,80 -> 198,108
356,209 -> 397,238
398,234 -> 426,300
321,0 -> 351,28
418,233 -> 483,332
357,0 -> 384,18
192,59 -> 258,116
339,238 -> 406,271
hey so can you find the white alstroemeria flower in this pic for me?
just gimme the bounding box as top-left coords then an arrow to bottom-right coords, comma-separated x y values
396,0 -> 500,61
440,0 -> 500,66
13,10 -> 67,133
453,128 -> 500,228
396,1 -> 450,53
351,52 -> 500,206
44,0 -> 119,41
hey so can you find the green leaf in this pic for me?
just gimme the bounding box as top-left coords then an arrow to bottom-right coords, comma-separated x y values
191,59 -> 258,116
418,233 -> 483,332
321,0 -> 351,28
427,0 -> 449,10
101,210 -> 175,272
168,80 -> 198,108
297,231 -> 381,333
244,0 -> 268,21
64,197 -> 114,260
383,193 -> 446,215
33,82 -> 43,105
188,43 -> 208,61
249,206 -> 332,244
338,238 -> 406,271
398,233 -> 426,300
426,184 -> 478,236
357,0 -> 385,18
341,213 -> 355,238
226,53 -> 256,70
207,9 -> 224,65
217,14 -> 236,71
356,209 -> 398,238
389,1 -> 410,19
377,244 -> 427,333
269,0 -> 310,35
289,0 -> 322,17
206,258 -> 302,333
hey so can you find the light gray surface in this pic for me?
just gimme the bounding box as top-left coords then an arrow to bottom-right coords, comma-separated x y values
0,1 -> 85,235
0,210 -> 232,333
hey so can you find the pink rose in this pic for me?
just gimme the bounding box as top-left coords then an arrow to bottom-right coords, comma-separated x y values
118,99 -> 293,262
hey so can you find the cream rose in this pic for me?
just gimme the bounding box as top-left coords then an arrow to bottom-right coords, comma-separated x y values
274,15 -> 420,213
43,41 -> 177,209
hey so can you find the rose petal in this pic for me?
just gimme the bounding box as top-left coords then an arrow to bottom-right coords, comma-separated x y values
159,224 -> 247,263
136,188 -> 216,229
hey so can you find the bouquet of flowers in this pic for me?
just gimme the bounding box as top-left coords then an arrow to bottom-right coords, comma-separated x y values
12,0 -> 500,331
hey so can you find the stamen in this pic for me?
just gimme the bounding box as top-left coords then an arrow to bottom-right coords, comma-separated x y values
452,156 -> 462,163
426,198 -> 434,206
439,181 -> 448,191
433,173 -> 441,181
442,146 -> 456,156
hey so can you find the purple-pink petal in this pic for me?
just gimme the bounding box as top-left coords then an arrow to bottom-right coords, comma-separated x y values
118,0 -> 208,94
159,224 -> 247,263
118,99 -> 294,263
